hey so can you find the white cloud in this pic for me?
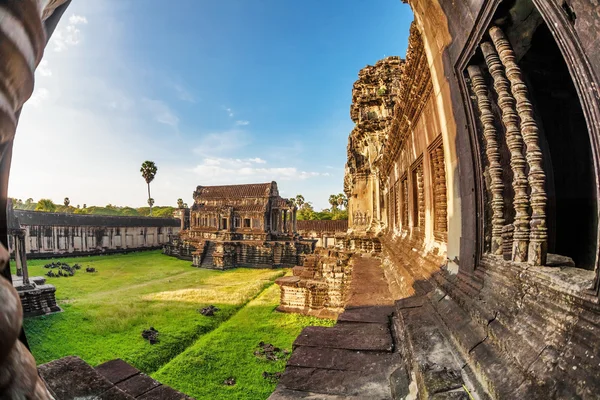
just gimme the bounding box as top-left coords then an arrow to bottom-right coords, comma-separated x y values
191,157 -> 325,184
38,60 -> 52,77
142,98 -> 179,127
235,120 -> 249,126
52,14 -> 88,52
69,15 -> 88,25
225,107 -> 234,117
28,88 -> 49,106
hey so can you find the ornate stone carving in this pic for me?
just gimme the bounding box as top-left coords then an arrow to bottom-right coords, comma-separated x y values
430,141 -> 448,242
412,162 -> 425,236
467,65 -> 505,255
481,41 -> 530,263
489,26 -> 548,266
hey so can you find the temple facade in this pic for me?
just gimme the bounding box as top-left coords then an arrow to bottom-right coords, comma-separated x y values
275,1 -> 600,399
164,182 -> 314,269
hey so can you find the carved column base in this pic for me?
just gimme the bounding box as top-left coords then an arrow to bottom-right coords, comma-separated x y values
527,240 -> 547,266
512,239 -> 529,263
491,237 -> 503,256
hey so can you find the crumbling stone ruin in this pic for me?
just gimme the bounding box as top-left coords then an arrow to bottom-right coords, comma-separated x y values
276,249 -> 353,319
164,182 -> 314,269
295,220 -> 348,248
273,1 -> 600,399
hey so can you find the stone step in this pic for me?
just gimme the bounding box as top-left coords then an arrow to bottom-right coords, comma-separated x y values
39,356 -> 133,400
287,346 -> 400,371
38,356 -> 191,400
394,295 -> 489,400
337,305 -> 394,324
94,359 -> 191,399
294,322 -> 393,352
278,366 -> 394,399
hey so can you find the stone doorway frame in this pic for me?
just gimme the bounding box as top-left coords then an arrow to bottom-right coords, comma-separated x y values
454,0 -> 600,295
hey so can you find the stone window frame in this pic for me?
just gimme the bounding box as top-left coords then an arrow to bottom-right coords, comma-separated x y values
410,155 -> 425,235
428,135 -> 448,243
243,218 -> 251,228
454,0 -> 600,294
400,173 -> 409,231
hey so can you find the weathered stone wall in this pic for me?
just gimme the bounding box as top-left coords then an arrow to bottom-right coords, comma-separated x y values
276,249 -> 353,319
297,220 -> 348,248
9,210 -> 180,258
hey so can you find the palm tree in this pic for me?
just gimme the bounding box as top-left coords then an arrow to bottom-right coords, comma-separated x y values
35,199 -> 56,212
328,194 -> 339,211
64,197 -> 70,207
140,160 -> 158,215
336,193 -> 347,209
177,198 -> 184,208
294,194 -> 305,209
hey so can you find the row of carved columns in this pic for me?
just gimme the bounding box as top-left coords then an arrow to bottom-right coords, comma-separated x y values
468,26 -> 547,266
270,208 -> 296,235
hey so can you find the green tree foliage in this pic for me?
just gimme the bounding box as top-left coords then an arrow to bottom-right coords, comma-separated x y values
35,199 -> 57,212
295,194 -> 348,221
140,160 -> 158,215
64,197 -> 70,207
177,198 -> 184,208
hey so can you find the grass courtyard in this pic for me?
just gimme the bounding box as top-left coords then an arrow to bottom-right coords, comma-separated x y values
19,250 -> 333,399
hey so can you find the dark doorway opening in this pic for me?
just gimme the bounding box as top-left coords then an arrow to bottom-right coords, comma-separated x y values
519,22 -> 597,270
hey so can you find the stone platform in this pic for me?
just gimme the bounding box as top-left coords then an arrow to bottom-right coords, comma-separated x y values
12,275 -> 61,317
39,356 -> 191,399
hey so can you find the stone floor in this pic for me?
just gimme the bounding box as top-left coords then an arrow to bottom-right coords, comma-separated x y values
38,356 -> 191,399
270,256 -> 402,399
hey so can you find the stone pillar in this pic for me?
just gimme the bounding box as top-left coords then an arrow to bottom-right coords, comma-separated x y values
467,65 -> 505,256
283,210 -> 287,233
288,209 -> 294,235
15,232 -> 29,285
489,26 -> 547,266
481,41 -> 530,263
292,209 -> 297,233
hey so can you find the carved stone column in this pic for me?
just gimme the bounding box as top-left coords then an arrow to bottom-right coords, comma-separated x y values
481,41 -> 530,262
489,26 -> 548,266
0,1 -> 70,398
467,65 -> 505,255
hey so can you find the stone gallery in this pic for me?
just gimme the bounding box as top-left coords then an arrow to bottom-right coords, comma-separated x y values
1,0 -> 600,399
164,182 -> 315,269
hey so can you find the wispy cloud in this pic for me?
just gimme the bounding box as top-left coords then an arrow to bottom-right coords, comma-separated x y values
52,14 -> 88,52
224,107 -> 234,117
191,157 -> 326,183
173,84 -> 195,103
193,129 -> 251,156
28,88 -> 50,107
142,98 -> 179,127
235,120 -> 250,126
38,60 -> 52,77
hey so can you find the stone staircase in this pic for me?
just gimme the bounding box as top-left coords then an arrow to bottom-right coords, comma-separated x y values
200,241 -> 215,268
38,356 -> 190,399
270,305 -> 401,399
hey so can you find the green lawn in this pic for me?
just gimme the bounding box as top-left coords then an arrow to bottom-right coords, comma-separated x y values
153,284 -> 334,400
20,250 -> 333,399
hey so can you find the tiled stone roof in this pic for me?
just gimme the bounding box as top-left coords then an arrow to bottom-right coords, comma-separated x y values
297,220 -> 348,233
194,182 -> 277,200
195,204 -> 267,212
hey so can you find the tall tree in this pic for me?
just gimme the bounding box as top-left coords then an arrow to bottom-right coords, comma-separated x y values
294,194 -> 305,209
336,193 -> 347,209
64,197 -> 70,207
35,199 -> 56,212
177,198 -> 184,208
140,160 -> 158,215
328,194 -> 339,211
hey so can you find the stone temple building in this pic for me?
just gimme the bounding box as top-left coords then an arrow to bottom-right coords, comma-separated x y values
164,182 -> 314,269
2,1 -> 600,399
273,1 -> 600,399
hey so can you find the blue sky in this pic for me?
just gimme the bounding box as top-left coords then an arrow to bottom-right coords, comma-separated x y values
10,0 -> 413,210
